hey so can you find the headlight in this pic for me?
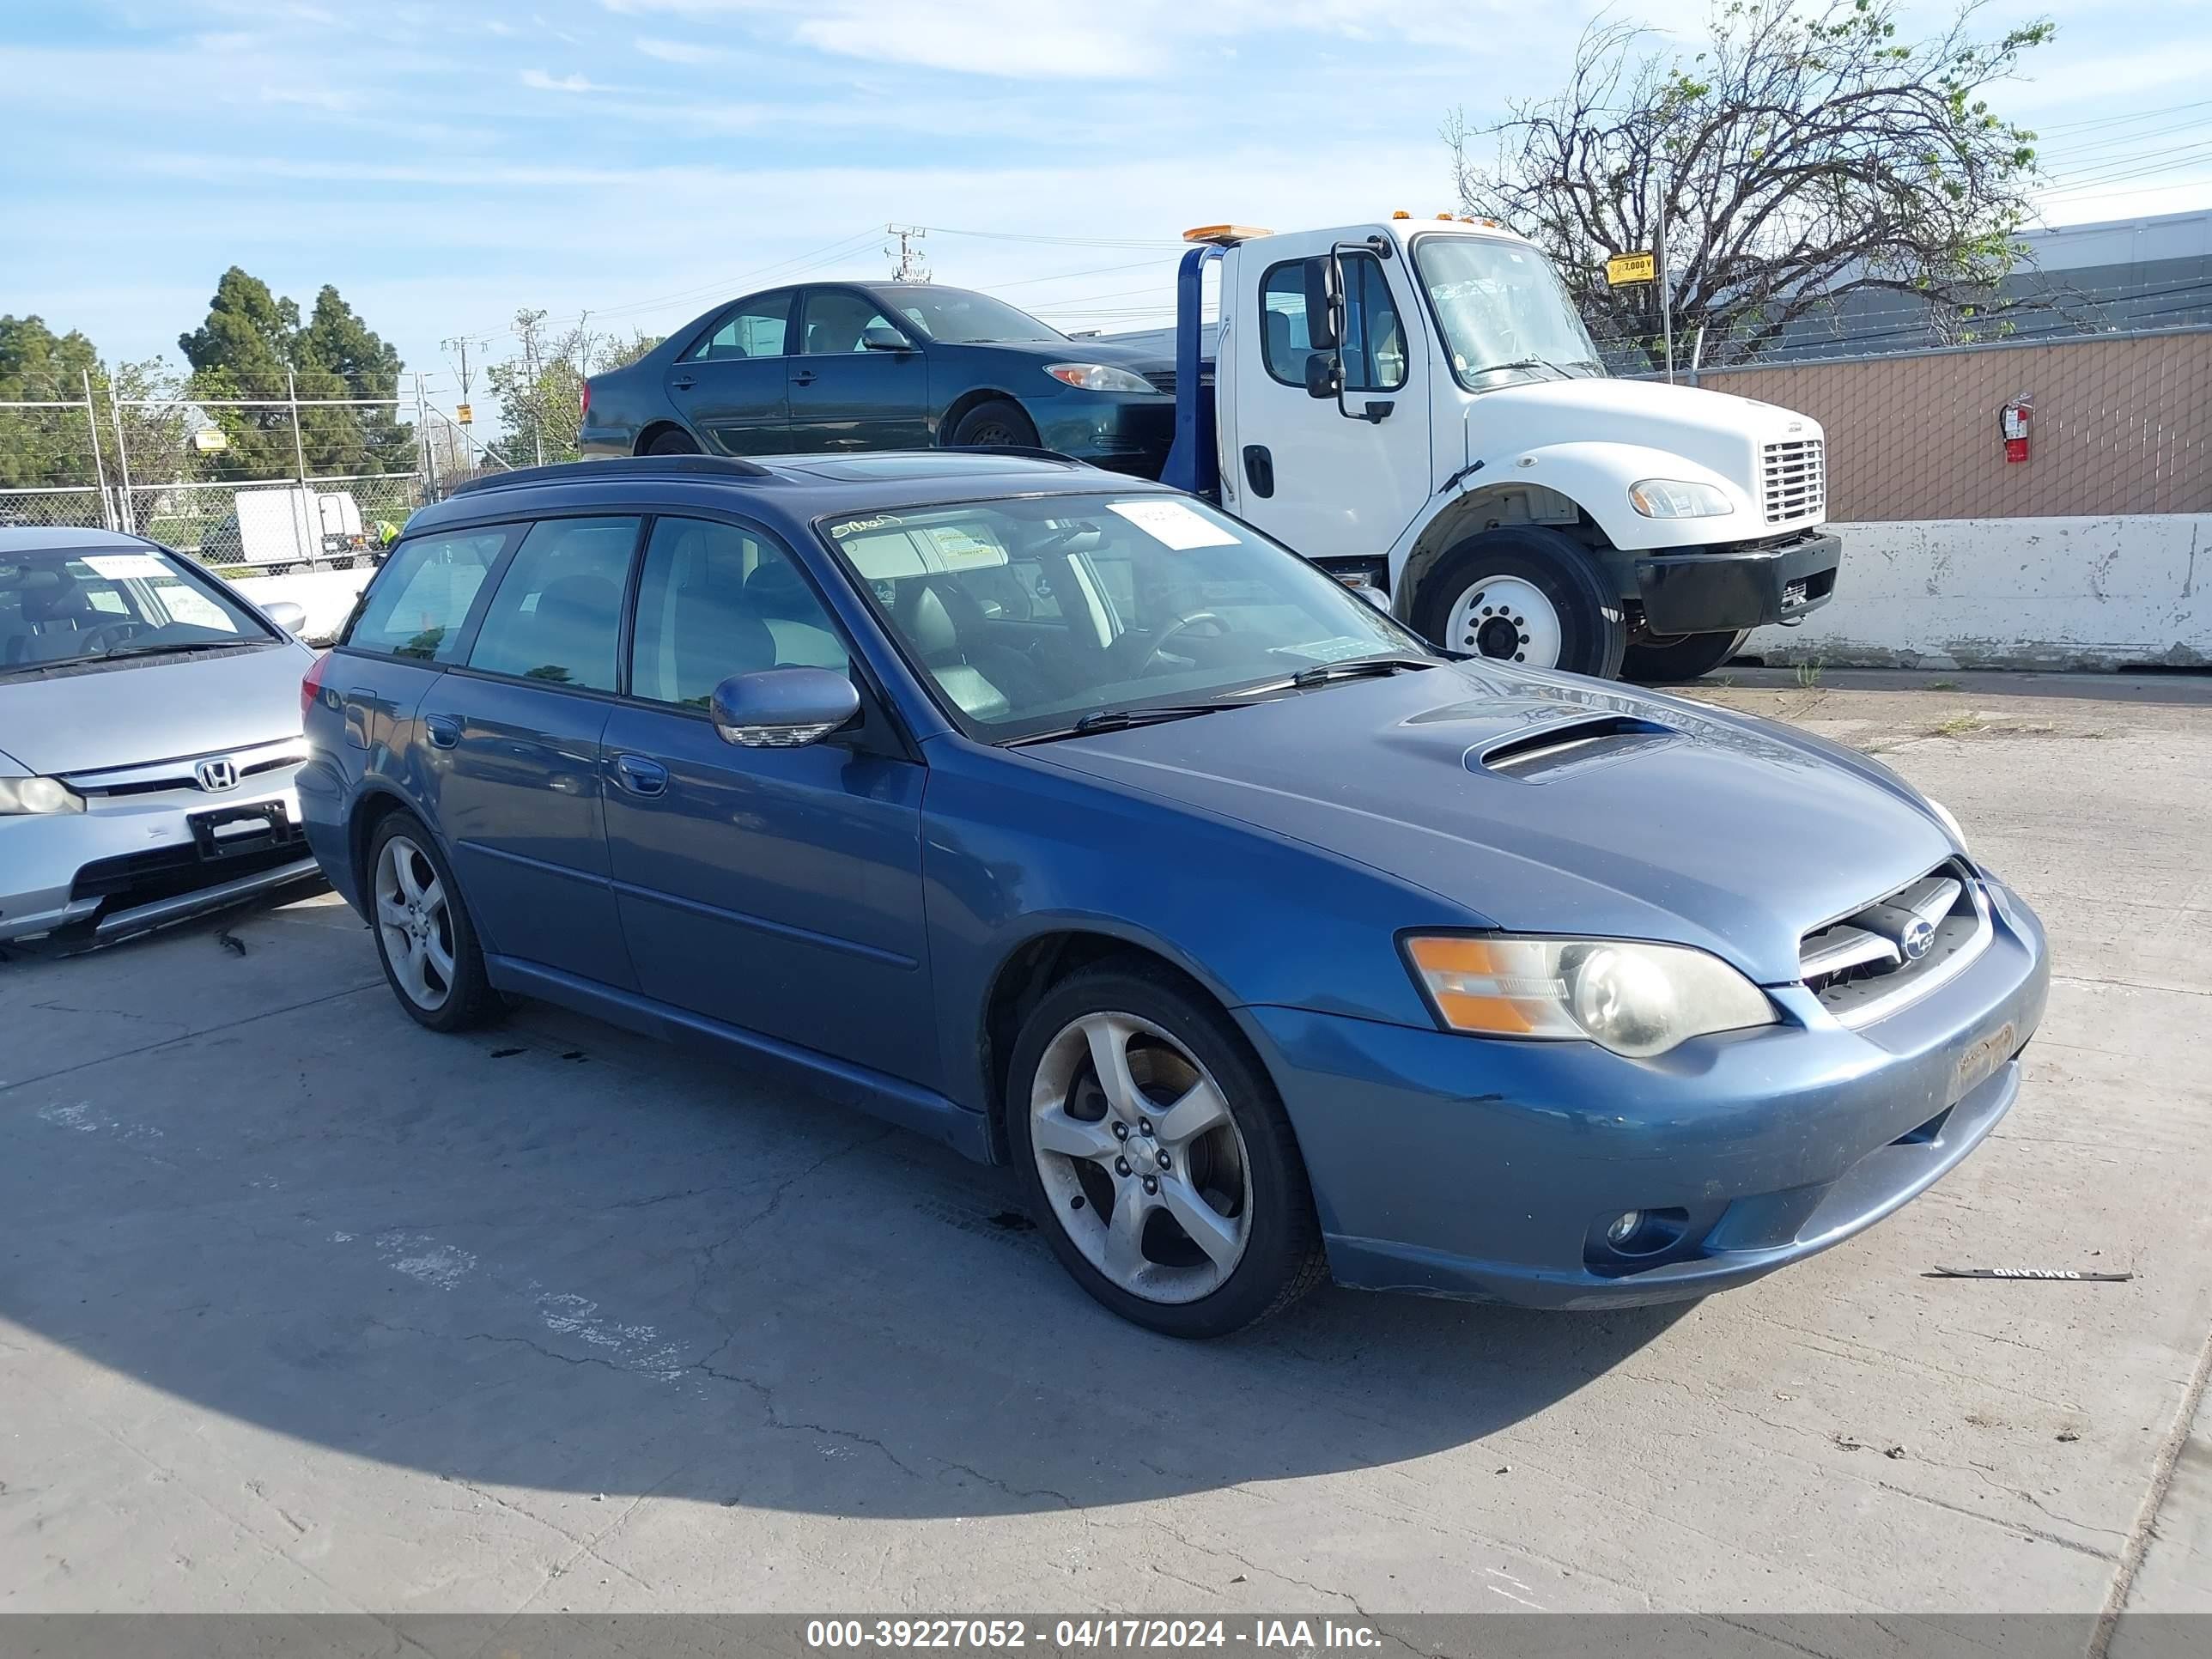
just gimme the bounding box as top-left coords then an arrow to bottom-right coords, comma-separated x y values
0,776 -> 86,816
1926,797 -> 1970,855
1629,478 -> 1733,519
1404,934 -> 1776,1058
1044,363 -> 1158,393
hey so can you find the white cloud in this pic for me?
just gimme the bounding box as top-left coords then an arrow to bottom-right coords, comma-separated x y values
520,68 -> 604,93
635,35 -> 722,64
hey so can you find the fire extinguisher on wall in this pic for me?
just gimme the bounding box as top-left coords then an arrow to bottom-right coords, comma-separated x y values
2001,395 -> 2032,465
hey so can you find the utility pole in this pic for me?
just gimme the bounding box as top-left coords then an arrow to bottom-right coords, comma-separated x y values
884,224 -> 931,283
441,335 -> 483,402
1652,168 -> 1674,383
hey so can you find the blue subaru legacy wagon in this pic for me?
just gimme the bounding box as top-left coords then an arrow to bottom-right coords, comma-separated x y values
299,453 -> 2048,1337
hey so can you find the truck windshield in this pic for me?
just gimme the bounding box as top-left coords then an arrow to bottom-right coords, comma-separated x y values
0,544 -> 272,676
820,494 -> 1436,742
879,289 -> 1065,345
1413,236 -> 1605,391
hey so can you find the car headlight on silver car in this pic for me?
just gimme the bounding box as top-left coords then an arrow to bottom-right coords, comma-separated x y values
0,776 -> 86,816
1044,363 -> 1158,393
1404,934 -> 1776,1058
1628,478 -> 1733,519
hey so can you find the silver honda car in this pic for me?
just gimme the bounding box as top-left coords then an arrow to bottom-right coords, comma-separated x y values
1,527 -> 326,949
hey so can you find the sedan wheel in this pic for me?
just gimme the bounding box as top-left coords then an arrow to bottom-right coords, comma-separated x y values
374,834 -> 457,1012
1029,1012 -> 1253,1303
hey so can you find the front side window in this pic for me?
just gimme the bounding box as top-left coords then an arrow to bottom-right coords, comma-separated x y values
1259,253 -> 1406,392
799,292 -> 909,355
688,293 -> 793,362
822,493 -> 1430,738
346,528 -> 512,660
463,517 -> 639,691
1414,235 -> 1604,390
630,517 -> 848,708
0,542 -> 274,673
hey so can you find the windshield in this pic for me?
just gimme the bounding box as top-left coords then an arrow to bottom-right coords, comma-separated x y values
880,289 -> 1065,345
0,543 -> 272,675
820,494 -> 1435,741
1413,235 -> 1605,391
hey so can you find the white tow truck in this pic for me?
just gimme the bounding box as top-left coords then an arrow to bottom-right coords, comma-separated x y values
1158,217 -> 1840,679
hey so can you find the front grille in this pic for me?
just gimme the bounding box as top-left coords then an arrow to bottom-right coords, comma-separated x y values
71,834 -> 305,904
1761,439 -> 1826,524
1142,370 -> 1176,396
65,738 -> 307,799
1798,860 -> 1989,1024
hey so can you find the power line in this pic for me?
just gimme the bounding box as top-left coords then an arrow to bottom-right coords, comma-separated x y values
921,224 -> 1186,250
2036,97 -> 2212,136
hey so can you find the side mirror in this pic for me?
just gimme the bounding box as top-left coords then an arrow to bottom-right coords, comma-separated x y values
710,667 -> 860,749
1304,351 -> 1343,401
1303,255 -> 1343,351
860,325 -> 914,351
264,600 -> 308,635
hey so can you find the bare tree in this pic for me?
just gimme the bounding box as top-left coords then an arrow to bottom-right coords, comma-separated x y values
1448,1 -> 2053,368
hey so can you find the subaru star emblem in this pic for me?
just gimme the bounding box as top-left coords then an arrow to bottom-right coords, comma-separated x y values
195,757 -> 240,793
1900,917 -> 1936,961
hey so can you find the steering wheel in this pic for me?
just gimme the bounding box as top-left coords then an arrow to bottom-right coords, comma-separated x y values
73,619 -> 140,655
1139,611 -> 1227,674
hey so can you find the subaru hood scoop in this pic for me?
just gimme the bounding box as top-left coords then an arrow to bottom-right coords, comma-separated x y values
1025,662 -> 1954,984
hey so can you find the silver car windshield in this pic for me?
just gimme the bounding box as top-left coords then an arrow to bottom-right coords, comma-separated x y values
0,544 -> 270,675
1414,235 -> 1606,391
820,493 -> 1436,741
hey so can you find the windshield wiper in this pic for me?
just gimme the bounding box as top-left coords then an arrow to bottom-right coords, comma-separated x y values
96,639 -> 258,662
1289,654 -> 1437,689
1466,356 -> 1573,380
1010,702 -> 1241,745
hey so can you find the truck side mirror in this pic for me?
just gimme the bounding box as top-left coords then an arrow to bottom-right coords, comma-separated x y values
1304,351 -> 1342,401
1303,256 -> 1342,351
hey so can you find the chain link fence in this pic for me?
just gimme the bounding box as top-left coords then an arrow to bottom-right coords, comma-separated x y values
0,374 -> 506,568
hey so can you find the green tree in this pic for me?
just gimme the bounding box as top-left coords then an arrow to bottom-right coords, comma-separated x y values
294,285 -> 410,477
484,312 -> 660,467
1447,1 -> 2054,368
0,315 -> 102,489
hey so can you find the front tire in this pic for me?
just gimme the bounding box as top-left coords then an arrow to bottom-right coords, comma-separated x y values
365,812 -> 500,1032
1413,526 -> 1626,678
1622,628 -> 1750,683
949,398 -> 1039,451
1007,959 -> 1327,1338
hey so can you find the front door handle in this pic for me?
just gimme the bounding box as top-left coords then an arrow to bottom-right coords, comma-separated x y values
791,369 -> 817,386
611,754 -> 669,797
1242,444 -> 1275,498
424,714 -> 460,750
669,374 -> 696,392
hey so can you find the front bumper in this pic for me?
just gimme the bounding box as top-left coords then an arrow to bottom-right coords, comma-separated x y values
1238,872 -> 2048,1309
1031,394 -> 1176,476
1633,530 -> 1840,635
0,767 -> 323,947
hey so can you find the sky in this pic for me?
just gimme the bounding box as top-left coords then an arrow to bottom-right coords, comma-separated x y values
6,0 -> 2212,410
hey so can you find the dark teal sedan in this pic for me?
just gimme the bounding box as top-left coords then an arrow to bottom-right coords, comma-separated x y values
580,283 -> 1178,474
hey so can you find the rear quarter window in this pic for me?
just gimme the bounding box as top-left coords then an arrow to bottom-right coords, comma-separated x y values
345,528 -> 515,659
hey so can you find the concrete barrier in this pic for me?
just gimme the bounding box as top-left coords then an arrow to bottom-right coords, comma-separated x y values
1746,514 -> 2208,672
231,567 -> 373,645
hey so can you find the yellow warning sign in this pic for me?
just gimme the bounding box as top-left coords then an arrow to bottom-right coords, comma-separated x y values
1606,252 -> 1656,287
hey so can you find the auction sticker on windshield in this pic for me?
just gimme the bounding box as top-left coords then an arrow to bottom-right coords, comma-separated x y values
1106,500 -> 1239,550
82,553 -> 170,580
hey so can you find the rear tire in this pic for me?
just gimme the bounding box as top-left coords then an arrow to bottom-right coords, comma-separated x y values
1007,959 -> 1327,1338
949,399 -> 1039,451
1622,629 -> 1750,683
364,811 -> 500,1033
1413,526 -> 1626,678
646,428 -> 701,456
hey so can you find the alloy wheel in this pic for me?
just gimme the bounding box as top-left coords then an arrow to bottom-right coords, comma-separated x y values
1028,1012 -> 1253,1304
374,835 -> 457,1012
1446,574 -> 1562,666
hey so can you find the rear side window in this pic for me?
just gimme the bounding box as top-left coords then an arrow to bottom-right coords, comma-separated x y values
346,528 -> 512,660
688,293 -> 793,362
464,516 -> 640,692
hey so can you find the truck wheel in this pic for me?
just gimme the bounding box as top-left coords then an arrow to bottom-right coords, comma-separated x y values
1414,527 -> 1626,678
647,428 -> 700,455
950,399 -> 1039,450
1622,629 -> 1750,683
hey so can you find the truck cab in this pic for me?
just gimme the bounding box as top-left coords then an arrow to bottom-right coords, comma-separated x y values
1163,218 -> 1839,679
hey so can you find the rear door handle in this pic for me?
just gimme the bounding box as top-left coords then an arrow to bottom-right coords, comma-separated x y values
669,374 -> 696,392
424,714 -> 460,750
791,370 -> 817,386
611,754 -> 669,797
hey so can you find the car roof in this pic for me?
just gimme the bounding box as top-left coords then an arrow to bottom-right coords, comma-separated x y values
409,452 -> 1178,538
0,526 -> 159,553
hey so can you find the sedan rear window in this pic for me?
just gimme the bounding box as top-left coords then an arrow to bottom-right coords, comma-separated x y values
0,544 -> 270,674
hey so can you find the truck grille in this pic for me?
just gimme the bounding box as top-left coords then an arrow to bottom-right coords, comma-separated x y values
1797,860 -> 1988,1025
1761,439 -> 1825,524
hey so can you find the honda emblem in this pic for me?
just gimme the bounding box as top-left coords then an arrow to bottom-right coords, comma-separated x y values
195,757 -> 240,793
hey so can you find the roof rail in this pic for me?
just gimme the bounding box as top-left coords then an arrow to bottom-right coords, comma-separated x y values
942,444 -> 1094,467
449,454 -> 774,497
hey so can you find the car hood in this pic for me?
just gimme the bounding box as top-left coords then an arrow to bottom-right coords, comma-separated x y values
1024,662 -> 1954,985
0,642 -> 315,777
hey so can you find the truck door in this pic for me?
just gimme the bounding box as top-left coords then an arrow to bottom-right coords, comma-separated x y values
665,289 -> 798,455
1224,235 -> 1431,571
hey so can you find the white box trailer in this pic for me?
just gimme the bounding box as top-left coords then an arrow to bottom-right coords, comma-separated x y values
215,486 -> 368,570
